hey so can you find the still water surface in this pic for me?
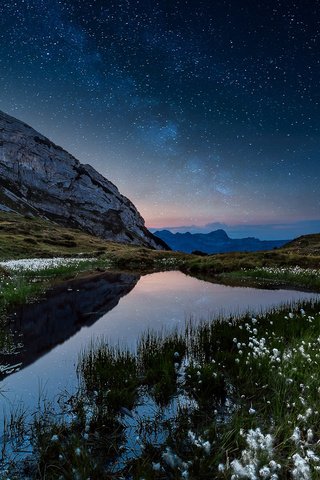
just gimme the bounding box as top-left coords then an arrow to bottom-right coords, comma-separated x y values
0,270 -> 317,417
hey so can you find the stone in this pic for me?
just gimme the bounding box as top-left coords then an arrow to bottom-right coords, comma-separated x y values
0,110 -> 167,249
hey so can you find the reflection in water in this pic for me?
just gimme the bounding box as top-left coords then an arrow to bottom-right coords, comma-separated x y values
0,271 -> 317,414
1,271 -> 139,379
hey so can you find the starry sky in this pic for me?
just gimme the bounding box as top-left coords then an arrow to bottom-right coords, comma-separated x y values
1,0 -> 320,238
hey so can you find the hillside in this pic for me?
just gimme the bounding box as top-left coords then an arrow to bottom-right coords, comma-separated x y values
0,212 -> 117,260
0,212 -> 174,271
0,110 -> 166,249
281,233 -> 320,256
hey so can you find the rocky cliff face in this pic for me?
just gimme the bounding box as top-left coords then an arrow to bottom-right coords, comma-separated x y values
0,110 -> 166,249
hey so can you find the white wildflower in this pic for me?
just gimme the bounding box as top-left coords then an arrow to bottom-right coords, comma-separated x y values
292,453 -> 311,479
307,429 -> 314,443
259,466 -> 271,478
162,447 -> 181,469
291,427 -> 301,445
0,257 -> 95,271
306,450 -> 320,462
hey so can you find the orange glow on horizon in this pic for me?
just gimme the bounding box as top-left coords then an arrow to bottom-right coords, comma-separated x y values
145,214 -> 320,230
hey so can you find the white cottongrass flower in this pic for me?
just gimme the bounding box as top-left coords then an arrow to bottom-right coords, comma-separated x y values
291,427 -> 301,445
259,466 -> 271,478
188,430 -> 211,454
230,428 -> 275,479
291,453 -> 311,479
307,429 -> 314,443
0,257 -> 95,272
162,447 -> 182,469
306,450 -> 320,462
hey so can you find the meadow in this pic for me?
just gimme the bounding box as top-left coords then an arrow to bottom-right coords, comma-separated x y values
0,212 -> 320,478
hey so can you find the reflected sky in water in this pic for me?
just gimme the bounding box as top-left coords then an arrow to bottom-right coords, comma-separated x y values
0,271 -> 317,416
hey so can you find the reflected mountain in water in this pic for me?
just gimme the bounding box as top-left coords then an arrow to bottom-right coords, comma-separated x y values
1,271 -> 139,378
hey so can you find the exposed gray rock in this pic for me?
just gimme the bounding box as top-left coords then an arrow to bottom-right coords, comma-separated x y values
0,110 -> 167,249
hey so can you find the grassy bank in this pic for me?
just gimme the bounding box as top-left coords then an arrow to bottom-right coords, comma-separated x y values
0,212 -> 319,316
0,257 -> 115,316
0,212 -> 184,270
219,266 -> 320,291
3,298 -> 320,479
0,213 -> 183,313
2,257 -> 319,319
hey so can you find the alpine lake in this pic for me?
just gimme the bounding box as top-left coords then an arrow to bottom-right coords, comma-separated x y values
0,269 -> 319,479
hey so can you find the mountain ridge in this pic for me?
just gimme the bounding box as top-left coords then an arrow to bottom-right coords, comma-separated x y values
153,229 -> 288,254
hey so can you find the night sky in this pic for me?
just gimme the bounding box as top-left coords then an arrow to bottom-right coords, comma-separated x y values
1,0 -> 320,238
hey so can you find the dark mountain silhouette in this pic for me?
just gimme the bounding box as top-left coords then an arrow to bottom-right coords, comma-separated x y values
153,229 -> 288,254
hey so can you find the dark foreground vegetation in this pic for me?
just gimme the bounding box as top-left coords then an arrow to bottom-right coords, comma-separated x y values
1,298 -> 320,479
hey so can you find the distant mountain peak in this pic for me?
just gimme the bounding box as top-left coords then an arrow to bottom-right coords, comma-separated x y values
207,229 -> 229,240
0,110 -> 166,249
153,228 -> 287,254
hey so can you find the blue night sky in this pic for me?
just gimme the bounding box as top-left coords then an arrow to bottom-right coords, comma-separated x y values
0,0 -> 319,238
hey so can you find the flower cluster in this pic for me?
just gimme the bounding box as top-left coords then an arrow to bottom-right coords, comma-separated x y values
0,257 -> 95,272
229,428 -> 278,479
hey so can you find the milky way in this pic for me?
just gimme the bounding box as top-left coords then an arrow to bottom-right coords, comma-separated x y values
0,0 -> 319,234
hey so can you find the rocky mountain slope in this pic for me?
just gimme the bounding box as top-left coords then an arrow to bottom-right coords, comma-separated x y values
154,229 -> 288,254
0,110 -> 166,249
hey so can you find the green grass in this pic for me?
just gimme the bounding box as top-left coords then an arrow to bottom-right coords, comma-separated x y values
0,258 -> 113,315
0,212 -> 183,269
0,212 -> 112,260
0,274 -> 43,310
0,212 -> 319,278
4,298 -> 320,478
138,331 -> 186,405
182,248 -> 320,276
221,265 -> 320,291
79,341 -> 139,412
